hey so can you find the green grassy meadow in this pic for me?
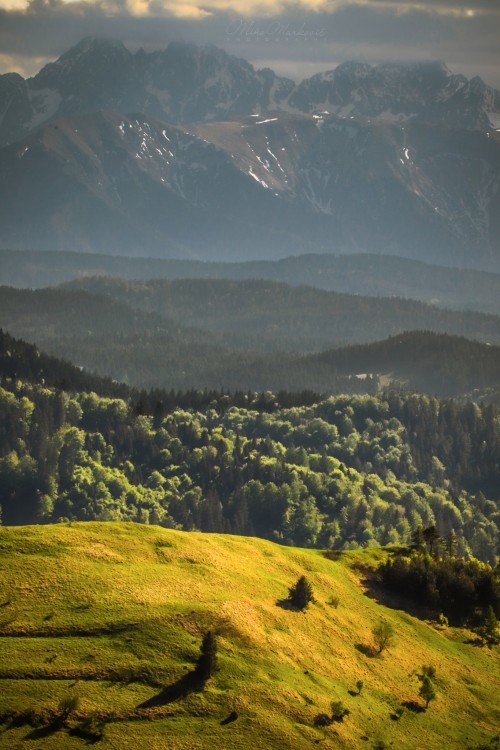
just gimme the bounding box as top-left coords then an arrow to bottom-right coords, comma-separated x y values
0,523 -> 498,749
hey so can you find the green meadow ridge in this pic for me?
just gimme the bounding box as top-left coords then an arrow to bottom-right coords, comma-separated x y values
0,523 -> 498,750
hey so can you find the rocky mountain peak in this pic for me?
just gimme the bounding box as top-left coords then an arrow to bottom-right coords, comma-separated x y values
35,36 -> 131,80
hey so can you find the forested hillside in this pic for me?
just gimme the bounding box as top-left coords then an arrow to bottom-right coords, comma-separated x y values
60,277 -> 500,351
1,332 -> 498,562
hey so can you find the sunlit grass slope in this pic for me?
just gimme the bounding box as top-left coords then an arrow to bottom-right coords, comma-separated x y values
0,523 -> 498,749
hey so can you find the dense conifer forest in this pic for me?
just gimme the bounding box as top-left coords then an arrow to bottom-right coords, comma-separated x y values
1,331 -> 498,564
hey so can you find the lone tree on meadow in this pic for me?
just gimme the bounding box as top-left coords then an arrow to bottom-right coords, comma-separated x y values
288,575 -> 314,610
419,675 -> 437,709
57,694 -> 80,725
372,620 -> 395,654
417,665 -> 437,709
195,630 -> 218,682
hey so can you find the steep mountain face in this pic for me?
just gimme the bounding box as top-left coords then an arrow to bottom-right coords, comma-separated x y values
196,113 -> 500,266
0,37 -> 293,149
1,109 -> 499,267
0,111 -> 327,259
289,60 -> 500,130
1,38 -> 499,150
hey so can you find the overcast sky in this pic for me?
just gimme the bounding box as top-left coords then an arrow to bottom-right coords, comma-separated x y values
1,0 -> 499,87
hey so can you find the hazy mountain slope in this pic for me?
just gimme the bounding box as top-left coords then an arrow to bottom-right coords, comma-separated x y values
0,38 -> 294,148
0,524 -> 498,750
190,114 -> 500,268
289,60 -> 500,130
2,109 -> 500,267
2,39 -> 500,269
0,111 -> 322,260
2,250 -> 499,316
61,277 -> 500,350
0,286 -> 212,345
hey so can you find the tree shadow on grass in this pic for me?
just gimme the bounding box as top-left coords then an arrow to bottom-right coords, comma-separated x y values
402,701 -> 425,714
220,711 -> 238,726
24,719 -> 64,740
350,551 -> 436,623
275,598 -> 305,612
69,721 -> 106,744
360,578 -> 436,622
137,670 -> 204,709
355,643 -> 376,658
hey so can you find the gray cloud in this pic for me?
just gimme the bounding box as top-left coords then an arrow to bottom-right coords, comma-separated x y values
0,0 -> 499,88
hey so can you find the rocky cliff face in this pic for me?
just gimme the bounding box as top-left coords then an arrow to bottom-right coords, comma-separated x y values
288,60 -> 500,131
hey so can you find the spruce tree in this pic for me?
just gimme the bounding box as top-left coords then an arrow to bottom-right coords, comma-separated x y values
481,606 -> 499,645
195,631 -> 218,682
288,575 -> 314,610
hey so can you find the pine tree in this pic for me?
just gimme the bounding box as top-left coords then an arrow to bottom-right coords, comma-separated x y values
288,575 -> 314,610
411,525 -> 425,551
445,529 -> 459,558
195,631 -> 218,682
481,606 -> 499,645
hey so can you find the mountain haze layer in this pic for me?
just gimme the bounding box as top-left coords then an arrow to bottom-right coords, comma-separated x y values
2,286 -> 499,395
2,250 -> 499,315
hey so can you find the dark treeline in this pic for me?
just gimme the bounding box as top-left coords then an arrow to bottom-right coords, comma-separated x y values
0,328 -> 130,399
0,333 -> 498,564
313,332 -> 500,397
380,530 -> 500,624
0,328 -> 324,410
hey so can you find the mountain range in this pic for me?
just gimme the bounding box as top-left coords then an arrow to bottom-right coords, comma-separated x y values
1,38 -> 500,268
2,37 -> 500,149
